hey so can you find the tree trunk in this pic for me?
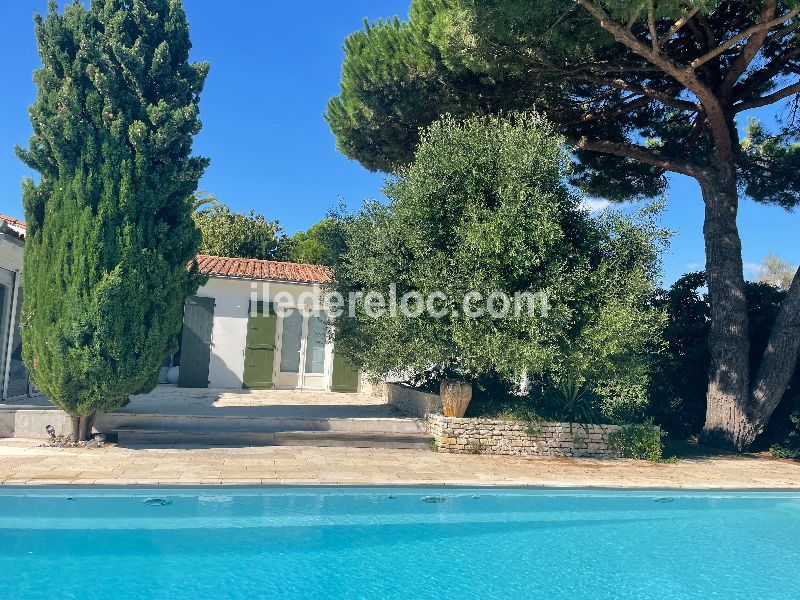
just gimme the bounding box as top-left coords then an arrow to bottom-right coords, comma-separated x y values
698,169 -> 755,451
70,416 -> 81,443
70,413 -> 97,443
748,268 -> 800,439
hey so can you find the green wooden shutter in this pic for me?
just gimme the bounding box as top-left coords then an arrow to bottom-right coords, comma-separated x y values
243,301 -> 277,389
178,296 -> 215,388
330,352 -> 359,393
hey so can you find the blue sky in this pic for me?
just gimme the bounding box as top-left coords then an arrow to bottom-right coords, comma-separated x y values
0,1 -> 796,284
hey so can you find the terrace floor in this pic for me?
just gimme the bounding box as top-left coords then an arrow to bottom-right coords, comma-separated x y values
1,437 -> 798,488
2,386 -> 400,419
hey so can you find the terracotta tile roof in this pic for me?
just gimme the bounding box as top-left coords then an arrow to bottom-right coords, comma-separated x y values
195,254 -> 333,284
0,215 -> 26,238
0,221 -> 330,284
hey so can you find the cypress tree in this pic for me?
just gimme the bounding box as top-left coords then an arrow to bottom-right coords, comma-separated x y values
16,0 -> 209,441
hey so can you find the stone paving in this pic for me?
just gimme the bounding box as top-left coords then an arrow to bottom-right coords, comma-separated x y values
1,387 -> 400,419
1,438 -> 798,488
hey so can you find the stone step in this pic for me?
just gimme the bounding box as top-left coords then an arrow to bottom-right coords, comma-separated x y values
95,413 -> 427,436
114,427 -> 434,449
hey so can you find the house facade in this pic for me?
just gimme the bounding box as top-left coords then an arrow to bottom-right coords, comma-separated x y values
0,214 -> 359,398
0,216 -> 29,401
181,255 -> 360,392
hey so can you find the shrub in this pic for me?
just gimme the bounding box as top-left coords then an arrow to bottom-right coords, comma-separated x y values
609,420 -> 664,461
769,444 -> 800,460
769,408 -> 800,461
331,114 -> 667,395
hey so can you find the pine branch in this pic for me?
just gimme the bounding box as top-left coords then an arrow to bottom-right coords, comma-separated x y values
571,73 -> 700,112
734,45 -> 800,102
565,135 -> 705,179
721,0 -> 778,99
659,7 -> 702,47
648,1 -> 658,51
690,5 -> 800,70
564,95 -> 654,125
734,80 -> 800,111
764,15 -> 800,46
575,0 -> 733,161
536,57 -> 700,111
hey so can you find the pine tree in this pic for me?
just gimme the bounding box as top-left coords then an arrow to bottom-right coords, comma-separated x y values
327,0 -> 800,451
16,0 -> 209,441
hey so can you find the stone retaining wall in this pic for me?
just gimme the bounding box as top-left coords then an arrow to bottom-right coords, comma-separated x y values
387,383 -> 443,418
429,414 -> 637,458
0,408 -> 73,439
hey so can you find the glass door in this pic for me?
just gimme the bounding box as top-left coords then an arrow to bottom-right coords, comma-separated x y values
275,308 -> 303,389
274,309 -> 328,390
301,313 -> 327,390
6,286 -> 29,398
0,268 -> 16,399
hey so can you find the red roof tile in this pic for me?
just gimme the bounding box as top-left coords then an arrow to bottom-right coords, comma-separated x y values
0,222 -> 329,284
195,254 -> 333,284
0,215 -> 26,237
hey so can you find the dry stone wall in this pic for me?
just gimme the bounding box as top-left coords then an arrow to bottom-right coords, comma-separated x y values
429,415 -> 638,458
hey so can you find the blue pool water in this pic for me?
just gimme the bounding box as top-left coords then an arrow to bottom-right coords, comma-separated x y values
0,488 -> 798,599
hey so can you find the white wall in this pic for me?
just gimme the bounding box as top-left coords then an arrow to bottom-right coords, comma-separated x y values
0,235 -> 24,400
0,236 -> 23,273
195,277 -> 332,389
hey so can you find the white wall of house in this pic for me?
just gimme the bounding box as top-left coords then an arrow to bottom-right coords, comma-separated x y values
195,277 -> 333,390
0,234 -> 24,400
0,237 -> 23,272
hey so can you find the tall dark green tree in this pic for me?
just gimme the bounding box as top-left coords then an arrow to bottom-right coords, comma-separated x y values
327,0 -> 800,451
17,0 -> 208,441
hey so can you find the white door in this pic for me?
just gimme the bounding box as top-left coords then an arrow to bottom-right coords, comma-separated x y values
0,268 -> 15,399
301,312 -> 327,390
275,308 -> 303,389
274,309 -> 328,390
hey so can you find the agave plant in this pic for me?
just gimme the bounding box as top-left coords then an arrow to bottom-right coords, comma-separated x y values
555,377 -> 604,433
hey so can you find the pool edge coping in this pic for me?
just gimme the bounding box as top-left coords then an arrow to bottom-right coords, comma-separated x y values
2,483 -> 800,492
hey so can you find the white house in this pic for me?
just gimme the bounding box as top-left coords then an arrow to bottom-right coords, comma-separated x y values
0,214 -> 359,398
180,255 -> 359,392
0,215 -> 29,401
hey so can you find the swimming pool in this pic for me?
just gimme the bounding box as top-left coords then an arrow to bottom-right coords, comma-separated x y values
1,487 -> 798,599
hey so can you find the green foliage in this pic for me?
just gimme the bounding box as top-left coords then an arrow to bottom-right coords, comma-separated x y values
190,190 -> 219,211
647,272 -> 712,437
769,444 -> 800,460
559,381 -> 602,425
503,377 -> 641,426
284,218 -> 345,265
741,120 -> 800,210
327,0 -> 800,206
332,114 -> 667,412
326,12 -> 474,173
194,203 -> 290,261
16,0 -> 207,416
466,440 -> 485,455
327,0 -> 800,452
767,394 -> 800,458
608,420 -> 665,461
